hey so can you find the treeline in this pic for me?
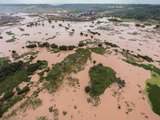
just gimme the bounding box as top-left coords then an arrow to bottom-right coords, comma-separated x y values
102,4 -> 160,21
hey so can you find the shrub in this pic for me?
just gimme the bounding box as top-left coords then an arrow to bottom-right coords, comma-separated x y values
12,50 -> 16,54
3,90 -> 14,101
85,86 -> 91,93
0,61 -> 24,81
50,43 -> 58,49
27,60 -> 47,75
59,45 -> 68,51
104,42 -> 119,48
17,86 -> 30,95
93,60 -> 96,64
137,54 -> 153,62
68,45 -> 76,50
26,44 -> 37,48
98,44 -> 102,47
80,32 -> 83,36
42,42 -> 50,48
78,42 -> 84,47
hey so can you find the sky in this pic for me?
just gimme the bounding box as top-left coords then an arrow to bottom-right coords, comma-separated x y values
0,0 -> 159,4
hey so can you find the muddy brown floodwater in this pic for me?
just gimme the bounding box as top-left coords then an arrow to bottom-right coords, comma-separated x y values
1,15 -> 160,120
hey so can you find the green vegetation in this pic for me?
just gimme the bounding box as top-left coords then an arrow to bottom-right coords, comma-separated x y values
0,70 -> 29,96
38,42 -> 50,48
108,18 -> 122,22
89,64 -> 124,96
37,116 -> 48,120
45,48 -> 91,93
137,54 -> 153,62
123,58 -> 160,116
27,60 -> 48,75
0,61 -> 24,82
121,49 -> 154,63
78,39 -> 96,47
0,95 -> 23,117
50,43 -> 58,49
0,57 -> 7,66
2,90 -> 14,101
85,86 -> 91,93
46,35 -> 56,41
17,86 -> 30,95
147,83 -> 160,116
100,4 -> 160,22
123,60 -> 160,74
90,47 -> 106,55
26,44 -> 37,48
6,31 -> 14,36
121,50 -> 144,63
20,97 -> 42,110
0,60 -> 47,96
145,72 -> 160,116
59,45 -> 76,51
104,42 -> 119,48
146,72 -> 160,88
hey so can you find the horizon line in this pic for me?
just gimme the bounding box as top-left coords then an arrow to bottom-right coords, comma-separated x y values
0,3 -> 159,5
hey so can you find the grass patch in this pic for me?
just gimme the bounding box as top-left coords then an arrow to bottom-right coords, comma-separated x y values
0,95 -> 23,117
120,50 -> 144,63
89,64 -> 124,96
37,116 -> 48,120
20,97 -> 42,110
121,49 -> 153,63
0,57 -> 7,66
145,72 -> 160,116
90,47 -> 106,55
146,83 -> 160,116
123,59 -> 160,74
0,70 -> 30,95
45,48 -> 91,93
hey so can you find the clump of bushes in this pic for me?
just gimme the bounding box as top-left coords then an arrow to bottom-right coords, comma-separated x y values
38,42 -> 50,48
26,44 -> 37,48
90,47 -> 106,55
59,45 -> 76,51
0,61 -> 24,81
80,32 -> 83,36
78,42 -> 85,47
137,54 -> 153,62
2,90 -> 14,101
68,45 -> 76,50
17,86 -> 30,95
115,78 -> 125,87
59,45 -> 68,51
0,95 -> 23,117
104,42 -> 119,48
51,43 -> 58,49
27,60 -> 47,75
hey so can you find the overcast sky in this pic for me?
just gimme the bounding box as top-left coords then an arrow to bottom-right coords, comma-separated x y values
0,0 -> 159,4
